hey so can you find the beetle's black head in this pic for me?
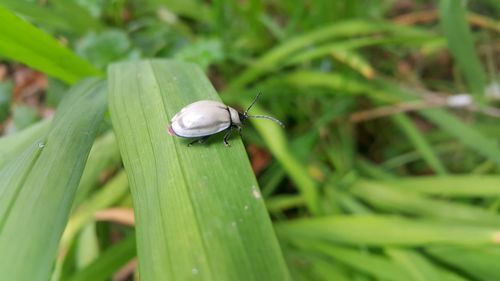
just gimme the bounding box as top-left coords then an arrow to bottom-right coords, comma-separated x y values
239,112 -> 248,122
240,92 -> 285,127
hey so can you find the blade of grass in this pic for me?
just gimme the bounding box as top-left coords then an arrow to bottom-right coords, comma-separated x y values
290,240 -> 412,281
284,35 -> 440,67
74,131 -> 121,206
391,175 -> 500,197
439,0 -> 487,99
375,79 -> 500,165
266,194 -> 305,212
276,215 -> 500,246
52,171 -> 129,281
280,71 -> 397,102
271,71 -> 500,167
0,78 -> 107,281
355,157 -> 397,180
420,108 -> 500,164
63,171 -> 129,253
108,59 -> 290,280
391,114 -> 447,175
350,180 -> 500,226
329,49 -> 375,79
426,245 -> 500,281
67,233 -> 136,281
284,250 -> 351,281
0,6 -> 101,83
75,223 -> 99,269
227,20 -> 431,91
248,104 -> 320,215
385,248 -> 443,281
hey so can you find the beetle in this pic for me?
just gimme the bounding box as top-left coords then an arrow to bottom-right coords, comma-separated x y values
167,93 -> 284,146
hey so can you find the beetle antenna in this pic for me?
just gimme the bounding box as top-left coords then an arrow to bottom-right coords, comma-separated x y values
246,115 -> 285,127
244,92 -> 262,115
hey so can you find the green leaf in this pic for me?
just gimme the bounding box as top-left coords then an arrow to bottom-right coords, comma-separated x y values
73,131 -> 121,206
12,104 -> 39,131
439,0 -> 487,98
390,175 -> 500,197
374,80 -> 500,166
67,233 -> 136,281
290,240 -> 412,281
0,78 -> 107,281
427,245 -> 500,281
420,108 -> 500,165
228,20 -> 408,90
351,180 -> 500,226
0,118 -> 50,169
227,20 -> 429,91
108,59 -> 290,280
76,29 -> 141,69
385,248 -> 443,281
276,215 -> 500,246
0,0 -> 101,34
174,38 -> 224,70
279,71 -> 397,102
53,170 -> 129,281
75,223 -> 99,269
391,114 -> 447,175
63,171 -> 129,249
0,6 -> 102,84
249,104 -> 319,215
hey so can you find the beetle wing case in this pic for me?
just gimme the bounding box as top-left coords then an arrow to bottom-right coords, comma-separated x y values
169,100 -> 232,138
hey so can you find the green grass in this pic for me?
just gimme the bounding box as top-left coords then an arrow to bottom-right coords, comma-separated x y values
0,0 -> 499,280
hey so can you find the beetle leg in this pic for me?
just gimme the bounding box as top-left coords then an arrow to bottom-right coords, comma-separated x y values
223,128 -> 233,147
188,136 -> 210,147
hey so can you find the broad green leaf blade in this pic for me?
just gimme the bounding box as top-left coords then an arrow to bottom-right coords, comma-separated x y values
276,215 -> 500,246
0,0 -> 101,34
439,0 -> 487,98
0,78 -> 107,281
108,59 -> 290,281
0,118 -> 50,169
0,6 -> 101,84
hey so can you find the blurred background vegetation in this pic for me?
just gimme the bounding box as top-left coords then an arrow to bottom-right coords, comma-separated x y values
0,0 -> 500,280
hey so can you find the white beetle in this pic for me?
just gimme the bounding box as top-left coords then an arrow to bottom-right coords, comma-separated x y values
168,93 -> 284,146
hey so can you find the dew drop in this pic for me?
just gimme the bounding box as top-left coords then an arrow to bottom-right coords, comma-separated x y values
251,186 -> 261,199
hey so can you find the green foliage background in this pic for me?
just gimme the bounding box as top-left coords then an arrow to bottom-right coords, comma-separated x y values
0,0 -> 499,280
